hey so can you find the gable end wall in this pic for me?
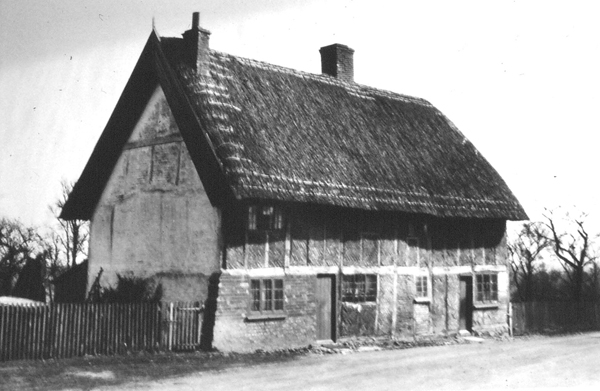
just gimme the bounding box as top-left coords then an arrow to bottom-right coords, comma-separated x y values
88,85 -> 221,302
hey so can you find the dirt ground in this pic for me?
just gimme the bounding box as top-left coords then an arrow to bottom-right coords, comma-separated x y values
99,332 -> 600,391
2,332 -> 600,390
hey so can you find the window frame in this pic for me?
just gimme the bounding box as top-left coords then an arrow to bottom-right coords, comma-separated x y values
342,274 -> 377,303
248,205 -> 285,232
415,274 -> 430,300
249,278 -> 285,318
475,273 -> 499,304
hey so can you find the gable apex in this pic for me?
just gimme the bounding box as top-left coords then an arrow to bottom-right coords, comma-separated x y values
61,31 -> 234,220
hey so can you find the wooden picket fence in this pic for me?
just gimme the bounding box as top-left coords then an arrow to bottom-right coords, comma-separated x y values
511,301 -> 600,335
0,301 -> 203,362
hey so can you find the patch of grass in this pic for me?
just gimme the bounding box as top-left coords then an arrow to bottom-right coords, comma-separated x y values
0,349 -> 307,390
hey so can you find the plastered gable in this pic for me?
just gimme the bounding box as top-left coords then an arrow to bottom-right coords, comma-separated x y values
88,85 -> 221,301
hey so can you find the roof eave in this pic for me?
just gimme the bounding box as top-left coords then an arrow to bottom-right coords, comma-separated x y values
60,32 -> 161,220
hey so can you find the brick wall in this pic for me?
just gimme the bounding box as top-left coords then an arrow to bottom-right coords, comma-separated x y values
212,272 -> 316,352
471,270 -> 510,336
210,267 -> 510,351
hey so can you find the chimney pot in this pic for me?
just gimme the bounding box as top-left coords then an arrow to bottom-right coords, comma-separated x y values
183,12 -> 211,72
319,44 -> 355,82
192,12 -> 200,29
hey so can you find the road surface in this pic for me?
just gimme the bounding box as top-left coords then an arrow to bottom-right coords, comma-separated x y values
101,333 -> 600,390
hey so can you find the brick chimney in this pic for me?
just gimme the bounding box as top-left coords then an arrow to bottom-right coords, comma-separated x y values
319,44 -> 354,82
182,12 -> 211,72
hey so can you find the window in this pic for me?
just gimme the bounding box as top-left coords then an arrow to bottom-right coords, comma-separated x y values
342,274 -> 377,302
415,275 -> 428,298
250,279 -> 284,312
476,273 -> 498,303
248,205 -> 284,231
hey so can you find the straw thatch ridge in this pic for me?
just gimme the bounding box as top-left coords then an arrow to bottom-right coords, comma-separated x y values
61,31 -> 527,221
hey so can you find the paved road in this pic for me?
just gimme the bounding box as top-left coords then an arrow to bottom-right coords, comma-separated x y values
105,333 -> 600,390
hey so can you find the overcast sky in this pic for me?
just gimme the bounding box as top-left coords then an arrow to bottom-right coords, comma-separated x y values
1,0 -> 599,231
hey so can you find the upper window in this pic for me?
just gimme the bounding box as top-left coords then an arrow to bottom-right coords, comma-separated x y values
476,273 -> 498,303
248,206 -> 284,231
415,275 -> 428,298
250,278 -> 284,312
342,274 -> 377,302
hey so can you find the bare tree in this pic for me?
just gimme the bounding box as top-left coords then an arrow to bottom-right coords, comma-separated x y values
0,218 -> 44,295
49,180 -> 89,268
44,231 -> 66,280
509,221 -> 551,302
543,210 -> 598,302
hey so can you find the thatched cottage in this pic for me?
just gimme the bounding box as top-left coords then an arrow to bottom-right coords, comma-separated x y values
61,13 -> 527,351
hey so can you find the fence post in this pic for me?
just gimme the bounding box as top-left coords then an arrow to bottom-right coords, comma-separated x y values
168,302 -> 174,351
508,302 -> 513,338
197,303 -> 203,347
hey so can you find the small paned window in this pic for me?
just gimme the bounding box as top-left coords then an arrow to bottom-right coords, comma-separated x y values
250,279 -> 284,312
248,206 -> 285,231
476,273 -> 498,303
342,274 -> 377,302
415,275 -> 428,298
250,280 -> 261,311
248,206 -> 258,231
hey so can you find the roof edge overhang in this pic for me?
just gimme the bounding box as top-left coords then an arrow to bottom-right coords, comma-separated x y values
60,30 -> 235,220
232,193 -> 528,221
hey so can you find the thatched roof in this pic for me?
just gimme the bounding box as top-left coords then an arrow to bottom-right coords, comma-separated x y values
61,29 -> 527,221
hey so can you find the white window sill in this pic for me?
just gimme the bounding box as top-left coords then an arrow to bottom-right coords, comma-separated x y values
341,301 -> 377,306
245,313 -> 287,322
473,302 -> 499,310
413,297 -> 431,304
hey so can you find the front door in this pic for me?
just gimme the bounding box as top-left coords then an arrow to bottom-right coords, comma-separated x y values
459,276 -> 473,332
315,275 -> 335,341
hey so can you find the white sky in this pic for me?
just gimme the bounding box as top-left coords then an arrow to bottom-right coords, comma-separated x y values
1,0 -> 599,231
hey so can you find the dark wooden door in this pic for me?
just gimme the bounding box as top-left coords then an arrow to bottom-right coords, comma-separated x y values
459,276 -> 473,331
315,275 -> 335,341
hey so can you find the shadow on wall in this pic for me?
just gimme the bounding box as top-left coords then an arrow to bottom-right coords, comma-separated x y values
200,272 -> 220,350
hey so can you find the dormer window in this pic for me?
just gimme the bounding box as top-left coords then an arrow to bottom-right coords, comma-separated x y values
248,205 -> 284,231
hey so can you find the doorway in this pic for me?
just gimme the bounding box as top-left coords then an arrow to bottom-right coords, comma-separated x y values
459,275 -> 473,332
315,275 -> 336,342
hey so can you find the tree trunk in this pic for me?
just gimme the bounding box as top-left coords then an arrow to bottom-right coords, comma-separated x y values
71,224 -> 79,268
573,267 -> 584,302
